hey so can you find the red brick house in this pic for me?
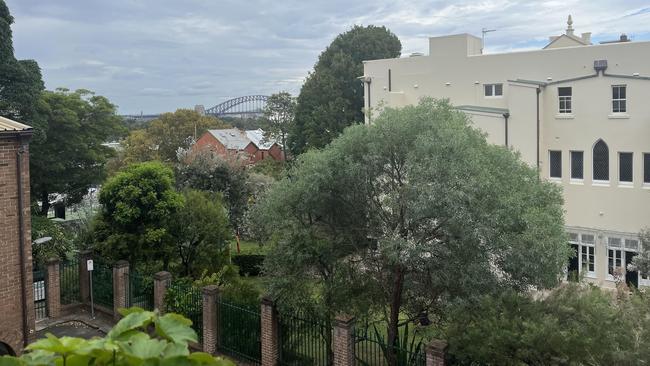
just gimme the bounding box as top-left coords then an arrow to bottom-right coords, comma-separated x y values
0,117 -> 35,355
194,128 -> 284,164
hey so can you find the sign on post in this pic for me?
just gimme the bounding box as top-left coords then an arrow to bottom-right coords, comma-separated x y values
88,259 -> 95,318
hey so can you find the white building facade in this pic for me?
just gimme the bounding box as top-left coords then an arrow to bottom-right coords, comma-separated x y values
362,17 -> 650,289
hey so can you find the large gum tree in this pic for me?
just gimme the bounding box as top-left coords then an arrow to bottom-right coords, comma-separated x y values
254,98 -> 570,366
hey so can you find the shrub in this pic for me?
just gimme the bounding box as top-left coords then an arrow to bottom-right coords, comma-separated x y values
232,254 -> 265,276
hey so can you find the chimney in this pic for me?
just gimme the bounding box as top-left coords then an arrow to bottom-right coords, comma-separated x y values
581,32 -> 592,44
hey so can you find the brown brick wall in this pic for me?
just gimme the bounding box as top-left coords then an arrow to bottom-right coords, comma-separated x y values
0,135 -> 34,354
46,258 -> 61,318
112,260 -> 129,320
333,315 -> 354,366
260,297 -> 279,366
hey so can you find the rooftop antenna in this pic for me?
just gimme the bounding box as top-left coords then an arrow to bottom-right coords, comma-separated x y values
481,28 -> 496,54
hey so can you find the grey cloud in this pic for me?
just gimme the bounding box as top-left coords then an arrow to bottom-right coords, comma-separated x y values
6,0 -> 650,114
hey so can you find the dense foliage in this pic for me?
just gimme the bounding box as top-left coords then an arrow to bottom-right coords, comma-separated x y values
0,308 -> 233,365
444,284 -> 650,365
262,91 -> 295,158
30,216 -> 74,265
289,25 -> 401,154
171,190 -> 231,277
254,98 -> 569,365
0,0 -> 44,123
630,229 -> 650,277
30,89 -> 125,215
92,162 -> 183,269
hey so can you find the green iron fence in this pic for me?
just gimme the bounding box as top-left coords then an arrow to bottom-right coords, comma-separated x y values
91,260 -> 113,310
125,272 -> 154,311
279,311 -> 331,366
217,299 -> 261,364
354,325 -> 426,366
60,258 -> 80,305
165,281 -> 203,343
33,266 -> 47,320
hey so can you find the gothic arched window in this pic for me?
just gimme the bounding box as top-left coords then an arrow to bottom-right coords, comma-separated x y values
593,139 -> 609,181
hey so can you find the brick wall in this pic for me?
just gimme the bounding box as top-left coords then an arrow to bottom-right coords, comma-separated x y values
0,134 -> 34,354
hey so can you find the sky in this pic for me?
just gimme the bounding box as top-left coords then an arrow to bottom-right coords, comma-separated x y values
6,0 -> 650,115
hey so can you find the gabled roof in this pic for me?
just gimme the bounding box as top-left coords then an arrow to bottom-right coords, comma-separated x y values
0,116 -> 32,133
245,129 -> 278,150
208,128 -> 251,150
543,33 -> 590,49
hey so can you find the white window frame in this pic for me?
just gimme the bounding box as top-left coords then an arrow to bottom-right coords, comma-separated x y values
579,234 -> 596,278
618,152 -> 633,187
549,150 -> 562,180
484,83 -> 503,98
570,150 -> 584,184
612,85 -> 627,114
607,237 -> 624,281
558,87 -> 572,114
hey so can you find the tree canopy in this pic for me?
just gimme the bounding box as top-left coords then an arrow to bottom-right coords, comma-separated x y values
289,25 -> 401,155
0,0 -> 44,123
254,98 -> 570,365
263,91 -> 295,159
93,162 -> 183,269
30,89 -> 125,215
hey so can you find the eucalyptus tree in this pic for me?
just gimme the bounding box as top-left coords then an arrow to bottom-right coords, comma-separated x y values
263,91 -> 295,160
254,98 -> 570,365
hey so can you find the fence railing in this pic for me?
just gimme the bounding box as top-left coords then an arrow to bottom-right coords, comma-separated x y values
60,258 -> 80,305
165,281 -> 203,343
125,272 -> 154,311
92,261 -> 113,309
33,267 -> 47,320
279,311 -> 331,366
353,325 -> 426,366
217,299 -> 261,364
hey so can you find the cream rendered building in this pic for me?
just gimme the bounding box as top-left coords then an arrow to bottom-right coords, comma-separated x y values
362,16 -> 650,289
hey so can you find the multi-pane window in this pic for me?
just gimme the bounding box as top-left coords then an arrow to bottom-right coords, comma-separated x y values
571,151 -> 583,180
549,150 -> 562,178
581,234 -> 596,275
593,140 -> 609,181
484,83 -> 503,97
612,85 -> 627,113
644,153 -> 650,184
558,87 -> 572,113
619,152 -> 633,183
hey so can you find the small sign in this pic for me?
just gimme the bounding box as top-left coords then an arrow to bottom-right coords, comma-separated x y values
87,259 -> 94,271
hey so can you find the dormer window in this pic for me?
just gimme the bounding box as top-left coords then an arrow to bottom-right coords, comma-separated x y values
484,83 -> 503,97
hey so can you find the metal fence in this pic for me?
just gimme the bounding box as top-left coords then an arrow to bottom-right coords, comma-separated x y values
33,267 -> 47,320
279,312 -> 331,366
217,299 -> 261,364
354,325 -> 426,366
60,258 -> 80,305
165,281 -> 203,343
91,261 -> 113,310
125,272 -> 154,311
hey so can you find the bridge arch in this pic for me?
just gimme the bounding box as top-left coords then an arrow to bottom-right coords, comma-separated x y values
205,95 -> 269,117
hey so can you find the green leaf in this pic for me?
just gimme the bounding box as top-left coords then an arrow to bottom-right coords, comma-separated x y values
0,356 -> 24,366
107,310 -> 154,340
26,334 -> 86,355
162,342 -> 189,358
155,313 -> 197,344
119,333 -> 168,360
188,353 -> 235,366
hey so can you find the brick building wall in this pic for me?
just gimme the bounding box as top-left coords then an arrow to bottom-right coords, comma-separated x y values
0,131 -> 35,355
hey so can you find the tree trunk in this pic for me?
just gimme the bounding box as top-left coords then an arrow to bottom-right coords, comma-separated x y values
386,266 -> 404,366
39,190 -> 50,216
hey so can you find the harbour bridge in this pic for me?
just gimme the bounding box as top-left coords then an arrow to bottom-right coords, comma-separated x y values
122,95 -> 269,122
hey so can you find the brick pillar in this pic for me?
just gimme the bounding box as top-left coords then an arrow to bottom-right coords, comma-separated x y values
112,260 -> 129,319
426,339 -> 448,366
333,315 -> 355,366
78,250 -> 92,303
45,258 -> 61,318
261,296 -> 279,366
202,285 -> 220,354
154,271 -> 171,313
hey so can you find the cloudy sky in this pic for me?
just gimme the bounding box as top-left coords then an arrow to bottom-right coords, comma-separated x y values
6,0 -> 650,114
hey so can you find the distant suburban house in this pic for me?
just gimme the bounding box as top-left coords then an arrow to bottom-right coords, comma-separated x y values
0,116 -> 35,355
194,128 -> 284,164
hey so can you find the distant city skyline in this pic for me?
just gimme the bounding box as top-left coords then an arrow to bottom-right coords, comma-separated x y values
6,0 -> 650,114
